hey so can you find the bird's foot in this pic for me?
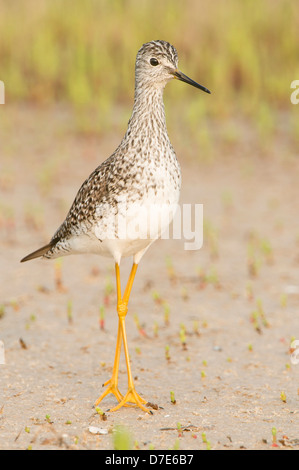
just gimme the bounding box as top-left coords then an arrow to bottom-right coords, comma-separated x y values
94,379 -> 124,408
109,386 -> 151,413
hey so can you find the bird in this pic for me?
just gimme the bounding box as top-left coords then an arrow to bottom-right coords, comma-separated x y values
21,40 -> 210,413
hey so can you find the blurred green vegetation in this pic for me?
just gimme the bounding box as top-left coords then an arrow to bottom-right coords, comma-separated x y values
0,0 -> 298,137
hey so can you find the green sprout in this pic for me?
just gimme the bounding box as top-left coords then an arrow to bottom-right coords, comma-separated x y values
170,390 -> 176,404
113,425 -> 132,451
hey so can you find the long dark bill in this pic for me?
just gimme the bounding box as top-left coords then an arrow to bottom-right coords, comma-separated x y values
174,70 -> 211,94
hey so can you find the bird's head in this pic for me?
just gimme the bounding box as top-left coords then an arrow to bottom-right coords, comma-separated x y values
135,40 -> 210,94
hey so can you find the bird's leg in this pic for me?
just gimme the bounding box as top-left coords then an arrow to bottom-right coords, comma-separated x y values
94,319 -> 124,407
94,264 -> 125,407
110,263 -> 150,413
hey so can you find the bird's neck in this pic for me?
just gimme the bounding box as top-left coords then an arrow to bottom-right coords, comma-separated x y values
124,85 -> 169,141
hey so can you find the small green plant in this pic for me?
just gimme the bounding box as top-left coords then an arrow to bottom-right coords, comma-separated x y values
25,313 -> 37,330
165,255 -> 177,283
153,321 -> 159,337
197,266 -> 220,289
179,323 -> 187,350
271,427 -> 278,448
250,310 -> 261,333
172,438 -> 180,450
163,302 -> 170,325
205,266 -> 220,288
133,314 -> 146,337
170,390 -> 176,404
165,345 -> 171,362
280,391 -> 286,403
176,422 -> 183,437
247,241 -> 261,278
67,300 -> 73,324
113,425 -> 132,451
152,290 -> 163,305
260,238 -> 273,264
0,304 -> 5,319
256,298 -> 269,327
201,431 -> 211,449
95,406 -> 107,421
99,305 -> 105,330
250,298 -> 269,332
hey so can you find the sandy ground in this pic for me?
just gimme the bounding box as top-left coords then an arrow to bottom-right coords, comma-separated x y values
1,105 -> 299,450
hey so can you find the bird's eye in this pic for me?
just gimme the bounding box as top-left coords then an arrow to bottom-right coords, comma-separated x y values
150,58 -> 159,66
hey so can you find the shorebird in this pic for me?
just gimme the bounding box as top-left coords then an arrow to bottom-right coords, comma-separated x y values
21,40 -> 210,413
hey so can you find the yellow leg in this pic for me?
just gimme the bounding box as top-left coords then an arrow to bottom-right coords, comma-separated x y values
94,264 -> 125,407
94,319 -> 123,406
95,263 -> 150,413
110,263 -> 150,413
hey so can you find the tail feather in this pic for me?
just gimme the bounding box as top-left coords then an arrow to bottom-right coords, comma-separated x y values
20,238 -> 58,262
